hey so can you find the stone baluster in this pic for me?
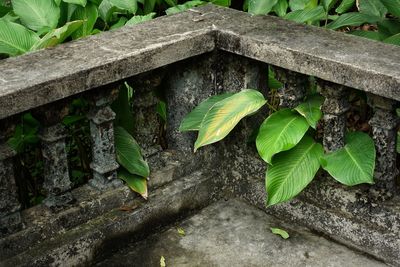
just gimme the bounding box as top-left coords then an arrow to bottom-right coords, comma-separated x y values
368,94 -> 399,196
319,80 -> 350,152
35,103 -> 74,209
87,88 -> 121,190
274,67 -> 308,109
0,123 -> 22,236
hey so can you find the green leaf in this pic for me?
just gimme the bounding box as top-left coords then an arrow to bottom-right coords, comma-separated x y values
99,0 -> 118,23
160,256 -> 166,267
144,0 -> 156,14
349,30 -> 387,41
164,0 -> 177,6
284,6 -> 325,23
70,2 -> 98,39
110,0 -> 137,13
321,132 -> 375,186
248,0 -> 278,15
12,0 -> 60,32
31,20 -> 83,50
270,227 -> 290,239
177,227 -> 186,236
268,67 -> 283,90
359,0 -> 387,17
266,135 -> 323,206
194,89 -> 266,151
378,19 -> 400,36
0,5 -> 11,17
273,0 -> 288,17
118,168 -> 148,199
112,83 -> 135,136
327,12 -> 381,30
256,109 -> 309,164
63,0 -> 87,7
335,0 -> 355,14
323,0 -> 338,12
110,16 -> 127,29
156,100 -> 167,122
208,0 -> 231,7
115,126 -> 150,178
294,95 -> 324,129
0,18 -> 39,56
383,33 -> 400,45
288,0 -> 307,11
165,0 -> 204,15
125,12 -> 155,25
179,93 -> 234,132
62,114 -> 86,125
379,0 -> 400,18
397,132 -> 400,154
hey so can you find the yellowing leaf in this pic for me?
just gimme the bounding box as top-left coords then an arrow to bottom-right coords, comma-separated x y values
194,89 -> 266,151
160,256 -> 166,267
177,227 -> 185,236
270,227 -> 290,239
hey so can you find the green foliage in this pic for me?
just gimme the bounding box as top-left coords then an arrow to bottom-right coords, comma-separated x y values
165,0 -> 205,15
181,87 -> 376,206
248,0 -> 278,15
321,132 -> 375,186
256,109 -> 309,164
181,89 -> 266,152
270,227 -> 290,239
266,135 -> 323,206
0,19 -> 39,55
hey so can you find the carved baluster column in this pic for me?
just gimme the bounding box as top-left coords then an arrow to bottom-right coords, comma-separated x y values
368,94 -> 399,196
35,104 -> 74,209
274,67 -> 308,108
0,122 -> 22,236
87,88 -> 121,190
319,80 -> 350,152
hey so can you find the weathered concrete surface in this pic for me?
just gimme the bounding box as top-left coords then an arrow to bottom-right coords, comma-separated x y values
230,171 -> 400,266
0,150 -> 210,261
1,170 -> 222,266
2,4 -> 400,119
214,5 -> 400,101
95,198 -> 386,267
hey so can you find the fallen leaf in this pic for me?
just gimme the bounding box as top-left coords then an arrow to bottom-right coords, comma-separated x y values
160,256 -> 166,267
177,227 -> 185,236
118,204 -> 138,212
270,227 -> 290,239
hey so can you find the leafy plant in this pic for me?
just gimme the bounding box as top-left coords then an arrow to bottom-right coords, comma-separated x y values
180,88 -> 376,206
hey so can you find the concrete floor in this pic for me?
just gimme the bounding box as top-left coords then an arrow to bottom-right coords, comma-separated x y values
96,198 -> 387,267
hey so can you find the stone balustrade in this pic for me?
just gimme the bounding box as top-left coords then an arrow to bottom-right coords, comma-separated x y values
0,4 -> 400,266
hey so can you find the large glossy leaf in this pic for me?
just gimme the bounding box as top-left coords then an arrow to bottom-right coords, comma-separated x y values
288,0 -> 309,11
144,0 -> 156,13
321,132 -> 375,186
99,0 -> 118,23
115,126 -> 150,178
378,19 -> 400,36
194,89 -> 266,151
266,135 -> 323,206
383,33 -> 400,46
31,20 -> 83,50
294,95 -> 324,129
322,0 -> 338,12
273,0 -> 288,17
349,30 -> 387,41
248,0 -> 278,15
0,4 -> 11,17
209,0 -> 231,7
110,0 -> 137,13
256,109 -> 309,164
109,16 -> 128,29
125,12 -> 155,25
12,0 -> 60,33
70,2 -> 98,39
284,6 -> 325,23
359,0 -> 387,17
327,12 -> 381,30
380,0 -> 400,18
118,169 -> 148,199
0,19 -> 39,56
179,93 -> 234,132
63,0 -> 87,7
335,0 -> 355,14
165,0 -> 204,15
112,83 -> 135,136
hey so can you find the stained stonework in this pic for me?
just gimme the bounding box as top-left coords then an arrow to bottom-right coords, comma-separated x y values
274,67 -> 307,108
319,80 -> 350,152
